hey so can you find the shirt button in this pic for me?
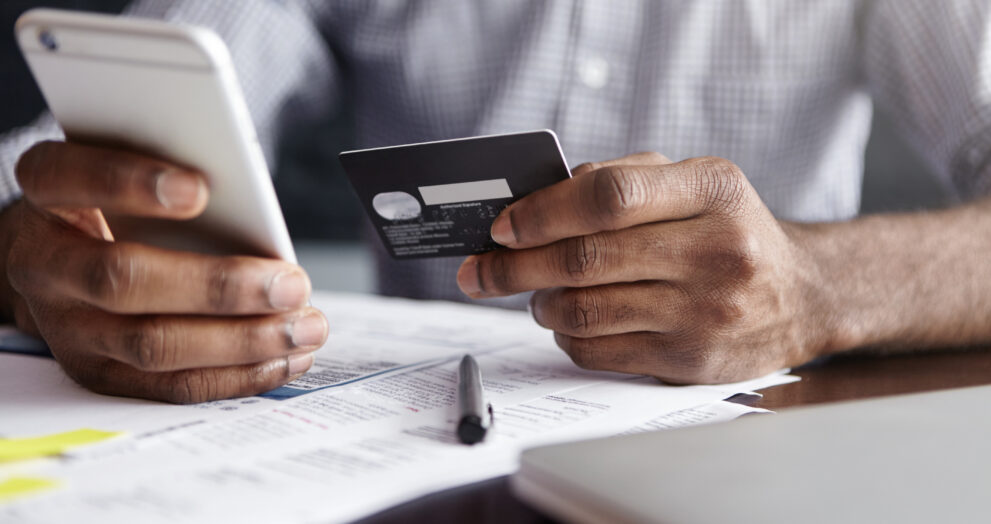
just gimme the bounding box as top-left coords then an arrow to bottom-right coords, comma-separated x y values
578,56 -> 610,89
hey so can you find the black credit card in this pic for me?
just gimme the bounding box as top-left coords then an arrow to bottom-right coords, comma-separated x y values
339,130 -> 571,259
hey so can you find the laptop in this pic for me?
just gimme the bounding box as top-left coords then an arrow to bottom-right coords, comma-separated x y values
512,384 -> 991,524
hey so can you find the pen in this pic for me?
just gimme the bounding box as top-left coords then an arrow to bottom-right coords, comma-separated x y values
457,354 -> 492,445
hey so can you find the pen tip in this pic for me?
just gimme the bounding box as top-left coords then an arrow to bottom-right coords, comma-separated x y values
458,417 -> 487,444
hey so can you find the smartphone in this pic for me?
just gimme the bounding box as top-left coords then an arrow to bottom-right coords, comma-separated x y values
15,8 -> 296,262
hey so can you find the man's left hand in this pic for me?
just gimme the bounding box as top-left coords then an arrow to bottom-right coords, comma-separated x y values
456,153 -> 834,383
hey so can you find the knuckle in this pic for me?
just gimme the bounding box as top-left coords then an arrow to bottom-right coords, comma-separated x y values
691,157 -> 747,213
85,245 -> 134,308
667,338 -> 722,384
164,362 -> 271,404
639,151 -> 670,164
685,284 -> 749,332
564,288 -> 603,336
166,367 -> 245,404
690,223 -> 762,282
591,166 -> 647,227
123,318 -> 171,371
702,234 -> 760,282
703,296 -> 747,328
562,235 -> 604,284
166,373 -> 213,405
726,229 -> 761,279
725,250 -> 759,282
205,259 -> 240,312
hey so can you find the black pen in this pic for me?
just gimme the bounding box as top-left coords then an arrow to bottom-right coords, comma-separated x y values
457,354 -> 492,445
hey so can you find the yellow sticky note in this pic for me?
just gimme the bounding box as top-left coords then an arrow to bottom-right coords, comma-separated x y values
0,428 -> 122,463
0,477 -> 59,503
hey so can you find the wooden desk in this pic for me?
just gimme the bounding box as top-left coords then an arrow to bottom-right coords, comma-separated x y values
760,348 -> 991,409
358,348 -> 991,524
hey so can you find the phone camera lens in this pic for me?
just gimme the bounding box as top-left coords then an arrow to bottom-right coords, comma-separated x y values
38,30 -> 58,51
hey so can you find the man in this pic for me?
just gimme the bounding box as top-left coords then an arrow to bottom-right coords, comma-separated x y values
2,0 -> 991,403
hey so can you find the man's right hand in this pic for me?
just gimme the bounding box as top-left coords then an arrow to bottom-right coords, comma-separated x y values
3,141 -> 328,403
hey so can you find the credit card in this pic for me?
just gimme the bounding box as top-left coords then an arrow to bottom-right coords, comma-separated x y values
339,130 -> 571,259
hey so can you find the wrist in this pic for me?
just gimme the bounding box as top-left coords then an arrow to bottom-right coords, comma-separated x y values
780,220 -> 864,360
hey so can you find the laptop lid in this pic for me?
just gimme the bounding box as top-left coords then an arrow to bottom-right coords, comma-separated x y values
513,384 -> 991,524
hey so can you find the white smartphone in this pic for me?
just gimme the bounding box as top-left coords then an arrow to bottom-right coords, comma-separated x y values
15,8 -> 296,263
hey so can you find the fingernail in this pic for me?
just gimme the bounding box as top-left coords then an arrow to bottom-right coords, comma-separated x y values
490,212 -> 516,246
291,312 -> 328,348
268,270 -> 311,310
156,170 -> 204,209
287,352 -> 314,376
457,256 -> 482,296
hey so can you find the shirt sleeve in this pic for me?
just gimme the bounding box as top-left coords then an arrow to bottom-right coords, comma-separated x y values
0,0 -> 339,209
862,0 -> 991,200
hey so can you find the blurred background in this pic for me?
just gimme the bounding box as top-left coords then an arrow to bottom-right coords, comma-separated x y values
0,0 -> 952,293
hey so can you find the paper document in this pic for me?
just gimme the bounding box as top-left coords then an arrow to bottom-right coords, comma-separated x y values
0,291 -> 796,523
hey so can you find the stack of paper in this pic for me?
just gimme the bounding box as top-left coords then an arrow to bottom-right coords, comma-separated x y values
0,292 -> 796,522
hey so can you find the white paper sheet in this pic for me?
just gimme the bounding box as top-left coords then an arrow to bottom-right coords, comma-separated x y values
0,291 -> 796,522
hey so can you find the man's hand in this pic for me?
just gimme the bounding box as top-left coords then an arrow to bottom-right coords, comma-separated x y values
457,152 -> 833,384
2,141 -> 328,403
